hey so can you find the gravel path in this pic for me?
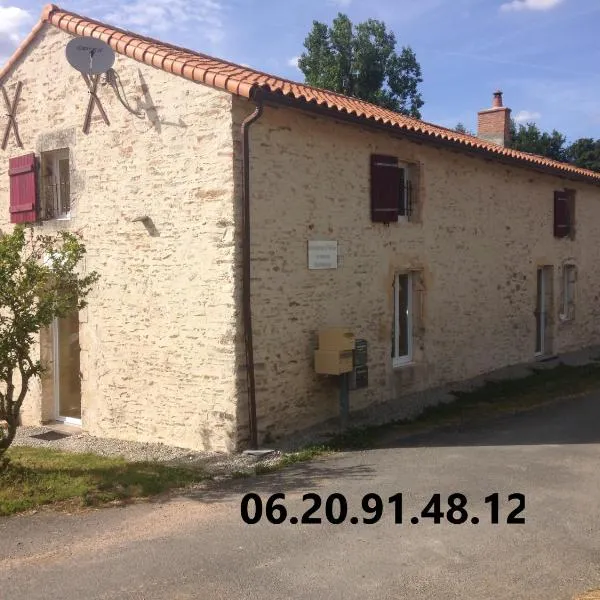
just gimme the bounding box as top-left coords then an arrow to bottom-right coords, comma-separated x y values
12,425 -> 283,477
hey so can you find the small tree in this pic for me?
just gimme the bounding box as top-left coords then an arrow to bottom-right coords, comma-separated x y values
0,226 -> 98,470
454,122 -> 474,136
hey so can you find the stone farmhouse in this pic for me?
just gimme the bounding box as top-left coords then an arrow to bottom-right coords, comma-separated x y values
2,4 -> 599,451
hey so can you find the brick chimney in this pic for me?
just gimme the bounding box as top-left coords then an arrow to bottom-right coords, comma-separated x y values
477,90 -> 511,147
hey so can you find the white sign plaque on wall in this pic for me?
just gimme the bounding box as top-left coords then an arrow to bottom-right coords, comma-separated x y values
308,240 -> 338,270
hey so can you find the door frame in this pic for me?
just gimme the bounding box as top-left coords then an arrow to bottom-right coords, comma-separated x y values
535,266 -> 553,358
535,268 -> 545,356
52,317 -> 82,426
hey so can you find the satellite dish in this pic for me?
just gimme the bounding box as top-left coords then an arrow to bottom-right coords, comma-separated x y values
66,37 -> 115,75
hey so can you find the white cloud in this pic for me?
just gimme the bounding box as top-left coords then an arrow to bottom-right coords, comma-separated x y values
287,56 -> 300,69
64,0 -> 225,46
0,5 -> 31,41
0,5 -> 33,63
501,0 -> 564,12
330,0 -> 352,5
514,110 -> 542,123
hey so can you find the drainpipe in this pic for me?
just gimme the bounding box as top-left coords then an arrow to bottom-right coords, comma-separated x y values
240,91 -> 263,450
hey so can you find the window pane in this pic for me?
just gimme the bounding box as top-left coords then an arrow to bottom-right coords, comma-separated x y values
391,295 -> 396,358
58,158 -> 69,184
536,268 -> 543,313
58,158 -> 70,215
397,274 -> 410,357
565,266 -> 575,304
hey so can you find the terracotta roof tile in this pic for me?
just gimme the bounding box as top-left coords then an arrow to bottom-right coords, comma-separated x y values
1,4 -> 598,183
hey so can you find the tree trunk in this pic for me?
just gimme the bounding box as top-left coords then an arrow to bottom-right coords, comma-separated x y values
0,370 -> 30,463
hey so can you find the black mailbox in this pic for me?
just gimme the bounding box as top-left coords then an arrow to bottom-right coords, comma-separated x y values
350,339 -> 368,390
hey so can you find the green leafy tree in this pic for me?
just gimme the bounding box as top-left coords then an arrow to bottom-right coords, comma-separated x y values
509,120 -> 567,162
565,137 -> 600,172
298,13 -> 424,118
0,226 -> 98,470
509,119 -> 600,172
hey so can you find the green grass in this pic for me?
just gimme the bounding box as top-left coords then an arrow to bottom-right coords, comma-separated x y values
3,362 -> 600,515
326,362 -> 600,450
0,446 -> 209,516
253,446 -> 331,475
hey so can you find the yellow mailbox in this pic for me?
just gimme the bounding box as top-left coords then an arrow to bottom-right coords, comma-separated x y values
314,328 -> 355,375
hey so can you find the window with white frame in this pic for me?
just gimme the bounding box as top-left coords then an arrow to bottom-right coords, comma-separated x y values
41,148 -> 70,220
392,272 -> 413,366
561,264 -> 576,321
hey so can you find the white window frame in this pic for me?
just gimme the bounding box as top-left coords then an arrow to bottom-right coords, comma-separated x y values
42,149 -> 71,221
393,272 -> 413,367
535,266 -> 548,357
397,162 -> 410,222
560,264 -> 576,321
52,317 -> 82,426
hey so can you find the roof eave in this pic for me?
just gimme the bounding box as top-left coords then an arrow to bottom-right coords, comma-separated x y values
257,89 -> 600,187
43,6 -> 257,99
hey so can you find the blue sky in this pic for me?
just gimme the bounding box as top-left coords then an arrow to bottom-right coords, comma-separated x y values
1,0 -> 599,141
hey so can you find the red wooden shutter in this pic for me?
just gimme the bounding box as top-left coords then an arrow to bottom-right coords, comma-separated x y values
554,191 -> 570,238
9,153 -> 37,224
371,154 -> 400,223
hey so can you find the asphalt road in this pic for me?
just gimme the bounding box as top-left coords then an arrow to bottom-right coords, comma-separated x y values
2,394 -> 600,600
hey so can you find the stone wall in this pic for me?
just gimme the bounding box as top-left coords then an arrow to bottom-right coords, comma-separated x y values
232,98 -> 600,445
0,25 -> 239,452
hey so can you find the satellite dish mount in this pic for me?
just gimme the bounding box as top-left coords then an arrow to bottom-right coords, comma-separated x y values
65,37 -> 116,134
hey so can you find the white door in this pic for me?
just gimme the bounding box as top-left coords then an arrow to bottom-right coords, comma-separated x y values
53,314 -> 82,425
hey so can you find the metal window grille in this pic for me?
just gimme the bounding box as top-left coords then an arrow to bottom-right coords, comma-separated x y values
402,179 -> 414,219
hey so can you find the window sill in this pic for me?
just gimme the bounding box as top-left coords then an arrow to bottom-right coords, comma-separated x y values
41,215 -> 71,223
393,359 -> 414,369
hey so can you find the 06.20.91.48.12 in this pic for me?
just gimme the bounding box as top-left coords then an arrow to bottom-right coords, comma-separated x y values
240,492 -> 525,526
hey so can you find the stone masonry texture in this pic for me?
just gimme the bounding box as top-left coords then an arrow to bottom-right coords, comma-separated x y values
232,97 -> 600,447
0,25 -> 241,452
